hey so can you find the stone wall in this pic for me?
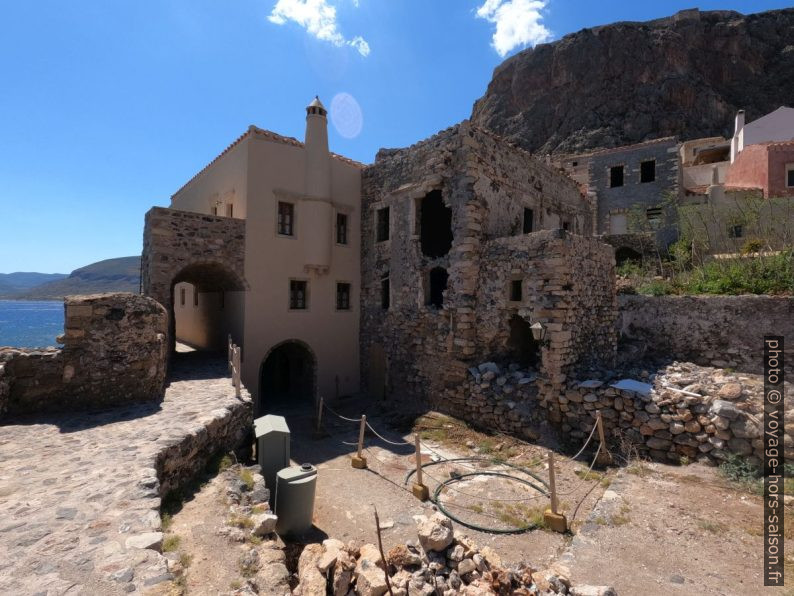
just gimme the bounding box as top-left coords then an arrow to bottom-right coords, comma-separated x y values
618,294 -> 794,374
0,293 -> 167,419
360,121 -> 616,429
141,206 -> 247,351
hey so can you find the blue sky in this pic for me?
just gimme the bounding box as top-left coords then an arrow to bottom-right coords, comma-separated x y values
0,0 -> 787,273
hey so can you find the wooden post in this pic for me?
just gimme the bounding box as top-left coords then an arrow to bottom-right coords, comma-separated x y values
351,414 -> 367,469
596,410 -> 612,465
543,450 -> 567,533
412,433 -> 429,501
548,450 -> 558,514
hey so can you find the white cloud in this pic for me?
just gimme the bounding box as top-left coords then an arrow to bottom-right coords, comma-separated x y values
268,0 -> 370,57
476,0 -> 552,57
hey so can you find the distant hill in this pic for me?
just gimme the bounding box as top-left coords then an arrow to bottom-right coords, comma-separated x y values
0,272 -> 68,297
13,257 -> 141,300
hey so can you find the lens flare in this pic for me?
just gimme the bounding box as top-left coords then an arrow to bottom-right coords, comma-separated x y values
330,92 -> 363,139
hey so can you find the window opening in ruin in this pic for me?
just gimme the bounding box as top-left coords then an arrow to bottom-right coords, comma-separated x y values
336,282 -> 351,310
728,224 -> 744,238
507,315 -> 540,369
615,247 -> 642,267
646,207 -> 662,229
523,208 -> 534,234
787,165 -> 794,187
427,267 -> 448,308
226,203 -> 234,218
336,213 -> 348,245
572,161 -> 578,167
381,273 -> 390,310
509,279 -> 523,302
562,221 -> 570,231
289,280 -> 307,310
640,160 -> 656,183
609,165 -> 624,188
180,287 -> 186,307
419,190 -> 453,257
376,207 -> 390,242
278,202 -> 294,236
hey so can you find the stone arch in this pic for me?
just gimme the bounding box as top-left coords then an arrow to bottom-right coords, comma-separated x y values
258,340 -> 317,414
141,207 -> 247,354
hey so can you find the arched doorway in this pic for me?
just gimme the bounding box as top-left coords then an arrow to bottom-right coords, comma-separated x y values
259,341 -> 316,412
615,247 -> 642,267
507,315 -> 540,369
170,261 -> 246,354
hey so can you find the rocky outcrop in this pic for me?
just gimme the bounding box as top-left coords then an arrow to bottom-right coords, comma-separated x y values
471,8 -> 794,154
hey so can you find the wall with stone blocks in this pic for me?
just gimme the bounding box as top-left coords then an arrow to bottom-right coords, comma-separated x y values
155,392 -> 253,497
0,293 -> 167,418
618,295 -> 794,374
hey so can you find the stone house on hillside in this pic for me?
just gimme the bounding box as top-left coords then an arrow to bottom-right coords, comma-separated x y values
142,99 -> 615,422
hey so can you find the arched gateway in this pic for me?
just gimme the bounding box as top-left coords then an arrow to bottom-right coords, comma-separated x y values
141,207 -> 247,354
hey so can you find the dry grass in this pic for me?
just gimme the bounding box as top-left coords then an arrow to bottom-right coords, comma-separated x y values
227,514 -> 254,530
162,535 -> 181,552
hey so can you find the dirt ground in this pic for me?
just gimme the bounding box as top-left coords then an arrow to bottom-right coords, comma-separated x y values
162,397 -> 793,594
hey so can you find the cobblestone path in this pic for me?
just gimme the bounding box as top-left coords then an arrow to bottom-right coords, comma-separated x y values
0,353 -> 251,595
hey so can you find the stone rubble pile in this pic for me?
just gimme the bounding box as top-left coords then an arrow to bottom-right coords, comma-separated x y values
561,361 -> 793,464
293,512 -> 616,596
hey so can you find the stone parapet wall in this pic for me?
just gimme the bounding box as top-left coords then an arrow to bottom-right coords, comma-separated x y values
618,294 -> 794,374
0,293 -> 167,419
558,363 -> 792,465
156,389 -> 253,498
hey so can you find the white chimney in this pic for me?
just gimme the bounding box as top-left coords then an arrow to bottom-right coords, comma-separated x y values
730,109 -> 745,163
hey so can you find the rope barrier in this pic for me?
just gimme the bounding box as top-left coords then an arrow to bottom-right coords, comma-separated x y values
567,421 -> 599,462
321,401 -> 364,423
365,421 -> 413,447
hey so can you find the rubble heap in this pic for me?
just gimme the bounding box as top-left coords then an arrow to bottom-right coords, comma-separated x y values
293,512 -> 616,596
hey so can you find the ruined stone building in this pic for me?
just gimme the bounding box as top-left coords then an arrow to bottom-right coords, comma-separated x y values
142,100 -> 618,423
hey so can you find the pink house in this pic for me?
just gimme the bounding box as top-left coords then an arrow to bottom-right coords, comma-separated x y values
724,141 -> 794,198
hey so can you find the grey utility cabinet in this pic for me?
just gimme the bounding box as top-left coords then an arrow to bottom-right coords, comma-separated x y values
253,414 -> 290,504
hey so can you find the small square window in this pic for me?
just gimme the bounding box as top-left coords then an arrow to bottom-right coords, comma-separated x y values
562,221 -> 570,231
336,282 -> 351,310
646,207 -> 663,229
522,208 -> 534,234
572,161 -> 578,167
381,274 -> 390,310
376,207 -> 390,242
510,279 -> 523,302
290,280 -> 307,310
640,160 -> 656,183
787,168 -> 794,188
336,213 -> 348,245
609,166 -> 624,188
728,224 -> 743,238
278,202 -> 294,236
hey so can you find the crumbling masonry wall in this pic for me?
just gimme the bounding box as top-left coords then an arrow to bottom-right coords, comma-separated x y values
360,121 -> 614,433
0,293 -> 167,419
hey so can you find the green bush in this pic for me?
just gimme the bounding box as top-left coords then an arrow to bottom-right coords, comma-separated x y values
719,454 -> 763,494
676,250 -> 793,295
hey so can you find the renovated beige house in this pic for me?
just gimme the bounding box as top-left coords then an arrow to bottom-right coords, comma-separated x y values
170,98 -> 363,411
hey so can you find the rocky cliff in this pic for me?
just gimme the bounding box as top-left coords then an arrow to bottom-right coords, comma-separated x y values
470,8 -> 794,155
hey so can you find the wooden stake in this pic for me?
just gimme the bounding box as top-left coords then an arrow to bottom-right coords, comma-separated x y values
358,414 -> 367,460
596,410 -> 611,464
373,507 -> 395,596
412,434 -> 429,501
548,450 -> 558,514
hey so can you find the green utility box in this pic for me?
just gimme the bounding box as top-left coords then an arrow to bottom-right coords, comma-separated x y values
275,463 -> 318,537
254,415 -> 290,504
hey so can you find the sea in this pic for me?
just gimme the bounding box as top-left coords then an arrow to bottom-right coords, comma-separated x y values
0,300 -> 64,348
